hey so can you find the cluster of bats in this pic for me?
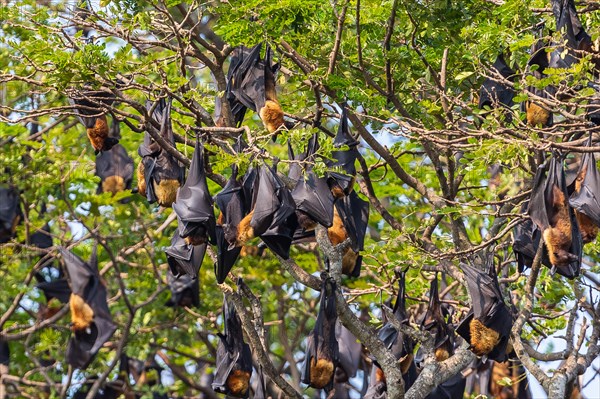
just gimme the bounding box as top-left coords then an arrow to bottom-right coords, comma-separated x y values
480,0 -> 600,279
1,0 -> 599,396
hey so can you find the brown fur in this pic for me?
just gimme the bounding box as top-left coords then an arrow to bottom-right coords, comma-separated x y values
328,208 -> 347,245
296,210 -> 317,231
330,184 -> 346,200
526,102 -> 551,127
375,366 -> 386,384
469,318 -> 500,356
153,179 -> 180,207
102,175 -> 125,194
226,369 -> 251,397
236,211 -> 255,245
70,293 -> 94,332
574,166 -> 599,244
86,115 -> 109,151
184,235 -> 206,246
259,100 -> 284,134
341,248 -> 359,275
217,212 -> 224,225
435,347 -> 450,362
543,185 -> 574,266
137,162 -> 146,197
240,245 -> 259,257
399,353 -> 414,374
309,357 -> 335,389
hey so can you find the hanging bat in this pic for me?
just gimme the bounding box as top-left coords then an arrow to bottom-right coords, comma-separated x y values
95,143 -> 134,194
60,246 -> 117,369
569,138 -> 600,244
36,277 -> 70,320
165,230 -> 207,278
216,46 -> 253,127
230,44 -> 284,134
172,140 -> 217,246
0,186 -> 21,244
212,297 -> 253,398
327,104 -> 359,199
328,191 -> 369,277
456,263 -> 512,362
334,321 -> 361,384
69,88 -> 119,153
0,339 -> 8,368
214,166 -> 245,284
302,275 -> 339,392
165,268 -> 199,308
235,165 -> 296,259
138,98 -> 185,207
512,202 -> 547,272
478,55 -> 516,111
420,274 -> 454,362
527,157 -> 582,278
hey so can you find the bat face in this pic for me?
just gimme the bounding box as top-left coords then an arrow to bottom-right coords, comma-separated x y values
569,141 -> 600,244
165,268 -> 199,308
456,263 -> 512,362
172,140 -> 217,246
212,298 -> 253,398
327,105 -> 359,197
0,186 -> 21,244
95,143 -> 134,194
60,246 -> 117,369
165,230 -> 207,278
302,276 -> 339,392
139,98 -> 185,206
421,275 -> 454,362
528,158 -> 582,278
229,44 -> 284,134
478,55 -> 516,110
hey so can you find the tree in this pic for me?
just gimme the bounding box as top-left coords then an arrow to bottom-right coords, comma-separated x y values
1,0 -> 599,398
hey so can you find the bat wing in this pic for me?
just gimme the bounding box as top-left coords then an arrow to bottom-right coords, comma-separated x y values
215,226 -> 242,284
0,187 -> 20,238
224,46 -> 253,126
335,321 -> 361,382
259,215 -> 296,259
328,105 -> 359,180
292,171 -> 335,228
165,269 -> 199,307
165,232 -> 206,278
513,213 -> 546,271
250,166 -> 280,236
421,275 -> 453,351
241,167 -> 257,212
0,340 -> 8,366
142,156 -> 158,203
337,191 -> 369,253
461,264 -> 504,319
230,44 -> 263,112
424,373 -> 466,399
527,161 -> 554,230
570,151 -> 600,224
30,223 -> 53,250
36,278 -> 71,304
255,365 -> 268,399
69,90 -> 114,128
478,55 -> 516,109
59,247 -> 94,296
138,132 -> 160,158
172,141 -> 216,242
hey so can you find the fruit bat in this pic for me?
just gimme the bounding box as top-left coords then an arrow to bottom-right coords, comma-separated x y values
569,140 -> 600,244
212,297 -> 253,398
369,270 -> 417,395
229,44 -> 284,134
165,268 -> 199,308
327,105 -> 359,198
214,166 -> 245,284
334,321 -> 361,383
236,165 -> 296,259
527,157 -> 582,278
456,263 -> 512,362
512,202 -> 547,272
69,88 -> 118,153
216,46 -> 253,127
165,230 -> 207,278
289,134 -> 335,231
0,339 -> 8,367
478,55 -> 516,111
95,143 -> 134,194
138,98 -> 185,207
36,277 -> 70,320
0,186 -> 21,244
172,140 -> 216,246
420,274 -> 454,362
301,275 -> 339,392
60,246 -> 117,369
328,191 -> 369,277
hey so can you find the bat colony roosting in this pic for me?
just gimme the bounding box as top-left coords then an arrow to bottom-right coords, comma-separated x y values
2,0 -> 600,397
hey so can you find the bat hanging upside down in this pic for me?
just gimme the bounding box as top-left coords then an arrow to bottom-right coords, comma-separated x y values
573,167 -> 599,244
543,185 -> 577,266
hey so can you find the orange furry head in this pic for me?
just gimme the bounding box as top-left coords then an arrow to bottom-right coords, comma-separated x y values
153,179 -> 180,207
102,176 -> 125,194
226,369 -> 251,397
137,162 -> 147,197
69,293 -> 94,332
526,102 -> 551,127
309,357 -> 335,389
327,208 -> 347,246
469,318 -> 500,356
259,100 -> 284,134
236,211 -> 255,246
